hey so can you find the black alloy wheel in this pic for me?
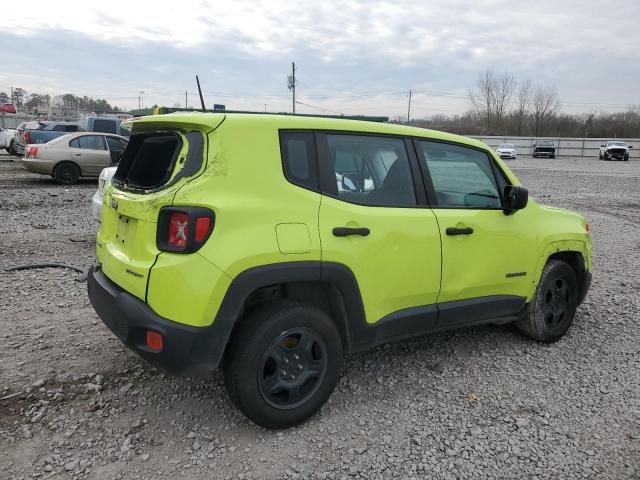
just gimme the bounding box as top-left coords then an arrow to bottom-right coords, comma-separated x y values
258,328 -> 328,409
223,302 -> 343,429
516,259 -> 578,342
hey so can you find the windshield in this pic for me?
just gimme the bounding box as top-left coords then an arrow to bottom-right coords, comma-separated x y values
498,144 -> 514,148
538,141 -> 553,146
608,141 -> 625,147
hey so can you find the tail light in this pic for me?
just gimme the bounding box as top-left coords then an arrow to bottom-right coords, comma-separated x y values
157,207 -> 214,253
27,146 -> 39,159
24,131 -> 31,144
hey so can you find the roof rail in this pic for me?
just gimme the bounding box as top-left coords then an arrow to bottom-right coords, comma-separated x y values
149,106 -> 389,123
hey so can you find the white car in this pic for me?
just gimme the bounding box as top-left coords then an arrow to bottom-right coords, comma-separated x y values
0,127 -> 16,153
495,143 -> 517,160
92,166 -> 117,221
599,141 -> 632,161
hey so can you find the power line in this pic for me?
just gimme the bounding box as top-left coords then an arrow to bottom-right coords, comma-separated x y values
295,100 -> 344,116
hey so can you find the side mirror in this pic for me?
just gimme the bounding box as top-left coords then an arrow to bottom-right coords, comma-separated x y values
628,145 -> 633,149
600,144 -> 605,148
504,185 -> 528,214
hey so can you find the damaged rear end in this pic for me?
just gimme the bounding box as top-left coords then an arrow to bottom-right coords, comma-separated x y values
88,113 -> 230,375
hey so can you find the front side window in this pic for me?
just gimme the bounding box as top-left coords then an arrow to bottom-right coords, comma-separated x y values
69,135 -> 106,150
326,134 -> 416,206
420,141 -> 502,209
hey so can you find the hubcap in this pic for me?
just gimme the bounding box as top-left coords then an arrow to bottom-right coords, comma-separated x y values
542,277 -> 573,331
257,328 -> 328,409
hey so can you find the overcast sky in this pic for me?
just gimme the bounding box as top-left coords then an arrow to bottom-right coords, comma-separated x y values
1,0 -> 638,117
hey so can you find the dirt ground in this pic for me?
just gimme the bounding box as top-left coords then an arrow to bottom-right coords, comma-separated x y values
1,151 -> 639,479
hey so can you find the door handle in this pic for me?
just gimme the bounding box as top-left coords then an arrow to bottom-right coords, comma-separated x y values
333,227 -> 370,237
446,227 -> 474,236
73,153 -> 82,156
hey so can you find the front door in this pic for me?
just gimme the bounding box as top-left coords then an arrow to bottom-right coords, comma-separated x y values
416,139 -> 537,324
318,133 -> 442,327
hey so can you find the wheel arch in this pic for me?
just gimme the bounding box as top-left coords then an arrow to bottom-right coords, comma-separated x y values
213,262 -> 366,367
533,241 -> 590,305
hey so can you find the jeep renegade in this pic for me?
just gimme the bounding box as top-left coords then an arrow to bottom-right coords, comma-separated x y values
87,113 -> 592,429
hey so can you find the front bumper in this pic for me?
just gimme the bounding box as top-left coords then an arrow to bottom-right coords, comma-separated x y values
87,265 -> 227,376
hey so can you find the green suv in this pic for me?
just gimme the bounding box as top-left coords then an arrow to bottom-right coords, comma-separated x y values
87,113 -> 591,429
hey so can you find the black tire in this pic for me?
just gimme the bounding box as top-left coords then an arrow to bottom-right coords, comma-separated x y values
598,152 -> 603,160
516,260 -> 578,342
53,162 -> 80,185
603,152 -> 609,161
224,302 -> 343,429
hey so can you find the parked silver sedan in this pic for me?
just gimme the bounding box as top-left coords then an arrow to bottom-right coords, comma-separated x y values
22,132 -> 127,184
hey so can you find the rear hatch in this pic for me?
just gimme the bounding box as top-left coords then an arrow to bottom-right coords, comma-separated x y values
96,113 -> 225,300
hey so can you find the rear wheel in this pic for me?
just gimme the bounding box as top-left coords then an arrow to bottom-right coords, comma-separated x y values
223,302 -> 343,429
53,162 -> 80,185
516,260 -> 578,342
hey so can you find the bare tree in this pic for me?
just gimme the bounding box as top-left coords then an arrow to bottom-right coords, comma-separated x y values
531,86 -> 559,136
469,69 -> 516,132
514,80 -> 532,135
469,69 -> 496,129
493,72 -> 517,129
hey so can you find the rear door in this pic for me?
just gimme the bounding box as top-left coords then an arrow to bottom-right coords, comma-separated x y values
416,140 -> 537,325
317,132 -> 442,329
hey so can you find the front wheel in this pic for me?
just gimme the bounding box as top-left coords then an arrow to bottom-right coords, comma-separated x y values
516,260 -> 578,342
224,302 -> 343,429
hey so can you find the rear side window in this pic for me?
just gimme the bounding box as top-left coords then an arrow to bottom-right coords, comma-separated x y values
325,134 -> 416,207
69,135 -> 106,150
93,119 -> 117,134
279,132 -> 319,191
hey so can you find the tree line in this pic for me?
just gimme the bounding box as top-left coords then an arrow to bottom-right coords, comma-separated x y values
401,69 -> 640,138
0,88 -> 120,114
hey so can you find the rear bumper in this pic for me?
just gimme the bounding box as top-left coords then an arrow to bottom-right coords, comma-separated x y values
87,265 -> 227,376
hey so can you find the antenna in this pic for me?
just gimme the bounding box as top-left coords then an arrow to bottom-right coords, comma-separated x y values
196,75 -> 206,112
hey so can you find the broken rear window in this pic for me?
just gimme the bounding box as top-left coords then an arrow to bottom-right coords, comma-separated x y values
112,131 -> 203,193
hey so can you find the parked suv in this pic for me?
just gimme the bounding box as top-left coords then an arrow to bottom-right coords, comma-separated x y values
532,140 -> 556,158
87,113 -> 592,429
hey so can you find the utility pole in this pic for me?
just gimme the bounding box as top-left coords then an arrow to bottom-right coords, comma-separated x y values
407,89 -> 412,123
185,91 -> 188,108
287,62 -> 296,114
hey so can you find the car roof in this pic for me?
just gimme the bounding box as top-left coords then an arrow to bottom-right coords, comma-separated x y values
127,112 -> 490,151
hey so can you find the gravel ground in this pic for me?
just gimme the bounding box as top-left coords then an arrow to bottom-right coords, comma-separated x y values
1,151 -> 639,480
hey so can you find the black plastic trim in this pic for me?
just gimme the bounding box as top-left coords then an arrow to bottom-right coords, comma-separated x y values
89,260 -> 528,376
88,266 -> 226,376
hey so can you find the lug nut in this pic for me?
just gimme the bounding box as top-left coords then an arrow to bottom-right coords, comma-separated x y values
283,357 -> 290,364
297,364 -> 303,370
281,370 -> 287,376
289,373 -> 296,380
293,354 -> 300,360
